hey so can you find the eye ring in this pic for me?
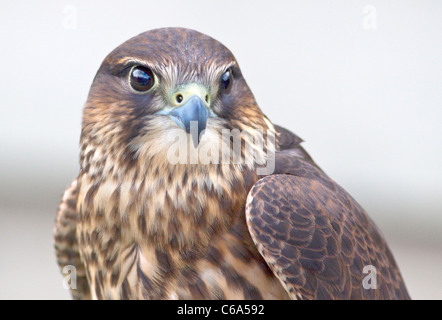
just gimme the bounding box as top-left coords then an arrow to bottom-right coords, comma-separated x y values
220,68 -> 233,93
129,66 -> 155,92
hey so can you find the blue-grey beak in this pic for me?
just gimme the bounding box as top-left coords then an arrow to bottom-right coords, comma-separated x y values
167,95 -> 209,147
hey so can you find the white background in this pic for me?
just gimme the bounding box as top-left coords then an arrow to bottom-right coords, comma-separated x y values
0,0 -> 441,299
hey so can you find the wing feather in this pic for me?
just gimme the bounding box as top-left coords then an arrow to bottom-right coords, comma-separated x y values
245,126 -> 410,300
54,179 -> 91,300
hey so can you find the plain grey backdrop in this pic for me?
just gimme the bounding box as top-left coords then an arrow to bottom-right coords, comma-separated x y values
0,0 -> 441,299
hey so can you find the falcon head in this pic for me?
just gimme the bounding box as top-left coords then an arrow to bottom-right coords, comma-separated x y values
81,28 -> 272,170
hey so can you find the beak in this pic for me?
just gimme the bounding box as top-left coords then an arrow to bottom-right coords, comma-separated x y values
167,95 -> 209,147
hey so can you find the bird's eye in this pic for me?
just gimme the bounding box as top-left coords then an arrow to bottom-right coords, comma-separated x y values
129,66 -> 155,92
220,68 -> 233,92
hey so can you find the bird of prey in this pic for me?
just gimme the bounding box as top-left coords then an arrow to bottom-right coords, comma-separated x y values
54,27 -> 410,300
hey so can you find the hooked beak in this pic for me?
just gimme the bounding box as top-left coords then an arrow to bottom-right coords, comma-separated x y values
167,95 -> 209,147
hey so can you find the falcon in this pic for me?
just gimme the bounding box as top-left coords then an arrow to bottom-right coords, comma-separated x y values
54,27 -> 410,300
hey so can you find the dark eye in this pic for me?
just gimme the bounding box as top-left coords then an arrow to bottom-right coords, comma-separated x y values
129,66 -> 155,92
220,68 -> 233,92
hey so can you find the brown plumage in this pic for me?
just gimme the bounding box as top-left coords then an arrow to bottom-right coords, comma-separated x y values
54,27 -> 410,299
